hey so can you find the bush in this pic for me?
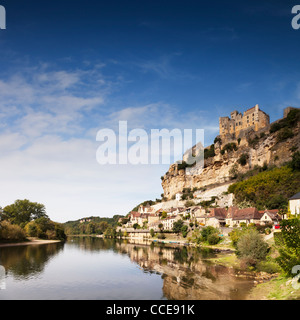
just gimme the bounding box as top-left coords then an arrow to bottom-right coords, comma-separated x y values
256,261 -> 281,274
207,233 -> 221,245
291,151 -> 300,171
236,228 -> 269,265
0,221 -> 27,241
238,153 -> 249,166
276,218 -> 300,276
181,225 -> 189,238
201,226 -> 219,242
276,127 -> 294,142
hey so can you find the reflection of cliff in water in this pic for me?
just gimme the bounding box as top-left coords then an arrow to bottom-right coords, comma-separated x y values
0,243 -> 64,280
114,241 -> 254,300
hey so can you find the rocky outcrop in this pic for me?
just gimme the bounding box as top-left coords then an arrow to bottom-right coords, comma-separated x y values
161,120 -> 300,200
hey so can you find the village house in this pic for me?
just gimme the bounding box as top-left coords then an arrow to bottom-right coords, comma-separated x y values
161,215 -> 181,231
259,209 -> 282,226
230,207 -> 263,227
289,192 -> 300,215
206,208 -> 228,228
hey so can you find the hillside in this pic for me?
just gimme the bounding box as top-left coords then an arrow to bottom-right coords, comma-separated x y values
64,215 -> 124,235
228,158 -> 300,210
161,107 -> 300,201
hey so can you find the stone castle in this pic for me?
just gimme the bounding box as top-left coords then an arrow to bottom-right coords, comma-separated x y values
219,104 -> 270,139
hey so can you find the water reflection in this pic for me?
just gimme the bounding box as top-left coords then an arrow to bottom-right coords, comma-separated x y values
0,243 -> 64,280
0,237 -> 254,300
68,237 -> 254,300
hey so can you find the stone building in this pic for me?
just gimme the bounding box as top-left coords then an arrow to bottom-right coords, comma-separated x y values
219,104 -> 270,139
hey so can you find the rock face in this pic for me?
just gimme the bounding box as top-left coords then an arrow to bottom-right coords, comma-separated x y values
161,119 -> 300,200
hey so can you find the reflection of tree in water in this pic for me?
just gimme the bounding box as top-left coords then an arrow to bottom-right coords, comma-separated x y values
67,237 -> 254,300
0,243 -> 64,280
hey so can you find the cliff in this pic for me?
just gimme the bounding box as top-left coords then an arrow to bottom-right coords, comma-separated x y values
161,107 -> 300,200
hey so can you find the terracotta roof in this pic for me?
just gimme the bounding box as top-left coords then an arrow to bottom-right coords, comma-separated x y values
209,208 -> 227,219
232,207 -> 263,220
227,206 -> 239,219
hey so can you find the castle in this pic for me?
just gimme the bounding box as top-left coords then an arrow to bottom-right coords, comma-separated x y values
219,104 -> 270,139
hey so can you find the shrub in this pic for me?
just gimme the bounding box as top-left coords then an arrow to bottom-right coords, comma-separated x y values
291,151 -> 300,171
157,233 -> 166,239
0,221 -> 27,241
207,233 -> 221,245
201,226 -> 219,242
276,127 -> 294,142
181,225 -> 188,238
238,153 -> 249,166
222,143 -> 237,154
256,261 -> 281,274
236,228 -> 269,265
276,218 -> 300,277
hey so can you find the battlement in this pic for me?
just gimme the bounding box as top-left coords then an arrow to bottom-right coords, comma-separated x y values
219,104 -> 270,138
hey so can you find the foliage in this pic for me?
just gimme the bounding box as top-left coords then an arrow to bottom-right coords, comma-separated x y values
238,153 -> 249,166
204,144 -> 215,159
0,221 -> 27,241
207,233 -> 221,245
228,165 -> 300,210
181,225 -> 188,238
2,199 -> 48,228
236,228 -> 269,266
214,137 -> 222,144
276,127 -> 294,143
24,217 -> 66,240
270,108 -> 300,134
256,261 -> 281,274
276,218 -> 300,276
150,229 -> 155,237
221,143 -> 237,154
64,215 -> 122,235
172,219 -> 184,234
290,151 -> 300,171
201,226 -> 219,242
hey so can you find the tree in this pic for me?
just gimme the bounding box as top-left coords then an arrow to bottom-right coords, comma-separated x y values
172,219 -> 184,234
181,225 -> 188,238
276,218 -> 300,276
236,228 -> 269,266
201,226 -> 219,242
3,199 -> 48,227
150,229 -> 155,237
291,151 -> 300,171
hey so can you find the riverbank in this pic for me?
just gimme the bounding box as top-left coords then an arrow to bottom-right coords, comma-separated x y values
0,238 -> 62,248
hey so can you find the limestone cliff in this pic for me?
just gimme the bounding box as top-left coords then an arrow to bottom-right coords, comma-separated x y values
162,108 -> 300,200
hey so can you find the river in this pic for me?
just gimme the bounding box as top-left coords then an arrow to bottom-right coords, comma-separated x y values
0,237 -> 255,300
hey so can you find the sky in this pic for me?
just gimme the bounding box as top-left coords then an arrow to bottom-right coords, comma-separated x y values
0,0 -> 300,222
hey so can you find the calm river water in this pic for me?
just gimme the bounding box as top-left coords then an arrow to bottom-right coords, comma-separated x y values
0,237 -> 255,300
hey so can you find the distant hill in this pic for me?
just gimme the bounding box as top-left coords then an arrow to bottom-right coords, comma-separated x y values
64,215 -> 124,235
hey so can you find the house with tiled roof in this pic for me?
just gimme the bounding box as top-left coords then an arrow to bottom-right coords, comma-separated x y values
259,209 -> 282,225
206,207 -> 228,228
230,207 -> 263,227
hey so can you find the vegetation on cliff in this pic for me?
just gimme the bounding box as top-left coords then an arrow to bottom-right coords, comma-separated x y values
228,156 -> 300,210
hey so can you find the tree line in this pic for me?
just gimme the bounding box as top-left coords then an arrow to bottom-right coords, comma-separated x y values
0,199 -> 66,242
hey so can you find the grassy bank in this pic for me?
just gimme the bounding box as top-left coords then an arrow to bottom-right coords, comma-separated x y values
247,275 -> 300,300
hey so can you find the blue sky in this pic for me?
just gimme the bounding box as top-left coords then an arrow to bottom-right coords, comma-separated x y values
0,0 -> 300,222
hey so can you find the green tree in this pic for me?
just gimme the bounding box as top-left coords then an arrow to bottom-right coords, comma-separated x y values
181,225 -> 188,238
172,219 -> 184,234
3,199 -> 48,227
150,229 -> 155,237
276,218 -> 300,276
236,228 -> 269,266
